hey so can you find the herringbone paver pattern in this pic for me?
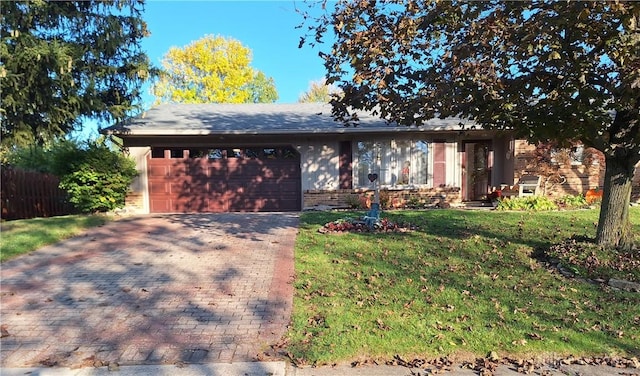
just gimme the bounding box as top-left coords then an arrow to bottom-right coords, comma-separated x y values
0,213 -> 298,368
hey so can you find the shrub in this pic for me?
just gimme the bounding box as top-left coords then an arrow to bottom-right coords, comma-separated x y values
406,196 -> 426,208
379,189 -> 391,209
7,139 -> 137,213
495,195 -> 558,211
57,142 -> 137,213
344,194 -> 371,209
555,194 -> 589,209
344,194 -> 363,209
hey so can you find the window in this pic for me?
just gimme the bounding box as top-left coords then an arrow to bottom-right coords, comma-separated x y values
189,148 -> 222,159
550,145 -> 585,166
189,149 -> 205,158
226,148 -> 242,158
208,149 -> 223,159
355,139 -> 429,187
569,145 -> 584,165
245,148 -> 261,158
170,149 -> 184,158
151,148 -> 165,159
263,148 -> 277,159
282,147 -> 297,159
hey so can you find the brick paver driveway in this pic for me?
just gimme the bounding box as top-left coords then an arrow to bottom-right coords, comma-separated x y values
0,213 -> 298,368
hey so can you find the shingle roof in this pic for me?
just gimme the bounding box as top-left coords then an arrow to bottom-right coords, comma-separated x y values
105,103 -> 477,136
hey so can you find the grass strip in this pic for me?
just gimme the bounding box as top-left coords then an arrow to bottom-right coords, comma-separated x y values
0,214 -> 110,262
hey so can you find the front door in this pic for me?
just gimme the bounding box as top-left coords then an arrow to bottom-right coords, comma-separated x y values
463,141 -> 492,201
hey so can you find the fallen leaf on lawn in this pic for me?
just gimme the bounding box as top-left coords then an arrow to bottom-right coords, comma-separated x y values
528,332 -> 543,340
512,339 -> 528,346
376,318 -> 390,330
1,325 -> 10,338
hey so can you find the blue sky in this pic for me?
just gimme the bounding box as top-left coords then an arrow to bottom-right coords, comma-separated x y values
140,0 -> 330,106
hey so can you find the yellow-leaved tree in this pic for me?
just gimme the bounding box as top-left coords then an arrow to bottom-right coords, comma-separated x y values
152,35 -> 278,104
297,79 -> 342,103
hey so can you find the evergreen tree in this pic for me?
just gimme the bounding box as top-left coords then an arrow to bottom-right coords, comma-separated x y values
1,0 -> 155,146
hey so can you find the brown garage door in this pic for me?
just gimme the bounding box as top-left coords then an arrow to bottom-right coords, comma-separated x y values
147,146 -> 301,213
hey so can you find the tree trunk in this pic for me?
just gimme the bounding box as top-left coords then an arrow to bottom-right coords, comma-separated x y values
596,154 -> 635,251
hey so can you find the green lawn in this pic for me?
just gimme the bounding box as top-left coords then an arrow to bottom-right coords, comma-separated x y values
287,207 -> 640,365
0,214 -> 110,262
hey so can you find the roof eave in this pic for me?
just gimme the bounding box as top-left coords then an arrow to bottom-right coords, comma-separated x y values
105,126 -> 475,137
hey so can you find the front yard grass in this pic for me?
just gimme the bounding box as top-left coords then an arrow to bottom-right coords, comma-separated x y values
0,214 -> 110,262
287,207 -> 640,366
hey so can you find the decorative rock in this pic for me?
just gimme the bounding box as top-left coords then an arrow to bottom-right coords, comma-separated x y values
608,279 -> 640,292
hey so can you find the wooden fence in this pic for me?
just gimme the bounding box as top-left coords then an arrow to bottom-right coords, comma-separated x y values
1,167 -> 74,220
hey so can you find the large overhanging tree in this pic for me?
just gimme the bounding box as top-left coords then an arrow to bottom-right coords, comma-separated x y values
1,0 -> 154,146
301,0 -> 640,251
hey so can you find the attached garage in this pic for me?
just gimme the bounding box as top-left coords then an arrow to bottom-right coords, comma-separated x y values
147,146 -> 301,213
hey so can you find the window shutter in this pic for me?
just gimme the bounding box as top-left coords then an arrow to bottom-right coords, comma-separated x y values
433,141 -> 446,187
339,141 -> 353,189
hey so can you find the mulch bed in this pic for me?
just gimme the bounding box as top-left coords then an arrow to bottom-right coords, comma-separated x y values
318,217 -> 418,234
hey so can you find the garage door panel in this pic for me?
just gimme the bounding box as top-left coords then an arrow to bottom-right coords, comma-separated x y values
206,179 -> 227,192
149,181 -> 170,194
188,164 -> 209,178
262,200 -> 295,211
226,180 -> 254,190
173,198 -> 210,213
268,181 -> 298,190
164,164 -> 187,177
148,165 -> 170,178
236,163 -> 265,175
207,163 -> 227,179
170,180 -> 193,195
150,199 -> 171,213
207,199 -> 227,212
228,198 -> 267,212
251,182 -> 293,192
278,183 -> 299,192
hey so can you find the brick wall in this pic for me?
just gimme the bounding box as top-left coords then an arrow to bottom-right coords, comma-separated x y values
514,140 -> 640,202
125,192 -> 145,212
303,187 -> 462,209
